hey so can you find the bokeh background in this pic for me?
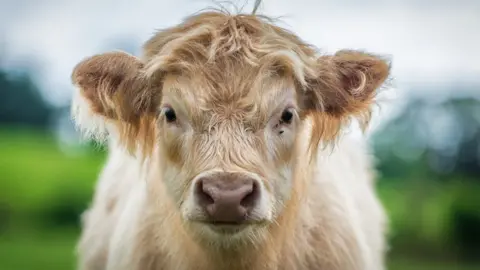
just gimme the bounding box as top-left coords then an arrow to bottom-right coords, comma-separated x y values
1,0 -> 479,269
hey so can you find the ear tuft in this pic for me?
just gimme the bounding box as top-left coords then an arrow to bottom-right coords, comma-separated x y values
71,84 -> 111,144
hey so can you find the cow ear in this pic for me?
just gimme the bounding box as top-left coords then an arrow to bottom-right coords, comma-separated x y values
71,51 -> 160,152
300,50 -> 390,150
302,50 -> 390,118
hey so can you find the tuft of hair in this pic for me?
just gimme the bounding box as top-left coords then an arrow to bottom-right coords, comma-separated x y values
71,84 -> 111,145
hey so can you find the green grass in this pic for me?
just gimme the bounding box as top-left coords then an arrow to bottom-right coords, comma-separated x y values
0,128 -> 105,216
0,228 -> 79,270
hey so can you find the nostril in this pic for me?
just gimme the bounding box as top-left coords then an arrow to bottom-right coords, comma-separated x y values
195,180 -> 214,206
240,180 -> 259,209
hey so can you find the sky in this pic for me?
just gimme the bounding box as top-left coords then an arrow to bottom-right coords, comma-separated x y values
1,0 -> 479,135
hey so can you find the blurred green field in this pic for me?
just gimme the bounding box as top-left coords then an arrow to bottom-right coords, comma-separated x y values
1,128 -> 479,269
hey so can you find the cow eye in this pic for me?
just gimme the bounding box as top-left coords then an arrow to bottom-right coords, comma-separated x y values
280,109 -> 293,124
164,107 -> 177,123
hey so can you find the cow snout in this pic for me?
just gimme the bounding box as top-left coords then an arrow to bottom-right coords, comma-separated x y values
195,173 -> 260,224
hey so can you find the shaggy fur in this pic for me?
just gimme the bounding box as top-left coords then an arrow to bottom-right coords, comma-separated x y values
71,8 -> 390,270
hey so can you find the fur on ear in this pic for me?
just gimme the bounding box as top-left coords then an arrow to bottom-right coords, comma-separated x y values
70,51 -> 160,154
302,50 -> 391,150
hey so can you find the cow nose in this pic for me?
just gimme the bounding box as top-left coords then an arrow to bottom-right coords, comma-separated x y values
195,173 -> 260,223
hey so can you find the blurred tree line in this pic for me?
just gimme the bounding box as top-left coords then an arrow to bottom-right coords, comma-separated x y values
0,57 -> 479,264
0,68 -> 54,129
374,97 -> 480,180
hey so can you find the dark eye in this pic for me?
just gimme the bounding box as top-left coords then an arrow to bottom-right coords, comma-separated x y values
164,107 -> 177,123
280,109 -> 293,124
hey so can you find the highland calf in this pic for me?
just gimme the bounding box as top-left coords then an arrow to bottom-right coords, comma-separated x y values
71,9 -> 390,270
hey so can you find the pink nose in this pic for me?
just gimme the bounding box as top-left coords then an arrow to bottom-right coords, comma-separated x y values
195,173 -> 260,223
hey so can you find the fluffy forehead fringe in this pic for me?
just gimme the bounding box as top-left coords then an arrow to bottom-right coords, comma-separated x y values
141,9 -> 320,87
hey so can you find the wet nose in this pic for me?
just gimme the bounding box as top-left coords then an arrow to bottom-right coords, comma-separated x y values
195,173 -> 260,223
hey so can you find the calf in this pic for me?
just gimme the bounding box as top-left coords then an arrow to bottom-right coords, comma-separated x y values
71,9 -> 390,270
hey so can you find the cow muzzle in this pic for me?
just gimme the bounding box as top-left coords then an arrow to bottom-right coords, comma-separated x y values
185,171 -> 271,230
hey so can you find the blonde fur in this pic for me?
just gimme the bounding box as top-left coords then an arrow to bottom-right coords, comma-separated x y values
72,8 -> 390,270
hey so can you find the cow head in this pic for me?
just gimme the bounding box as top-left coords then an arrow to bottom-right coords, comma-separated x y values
71,11 -> 390,248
